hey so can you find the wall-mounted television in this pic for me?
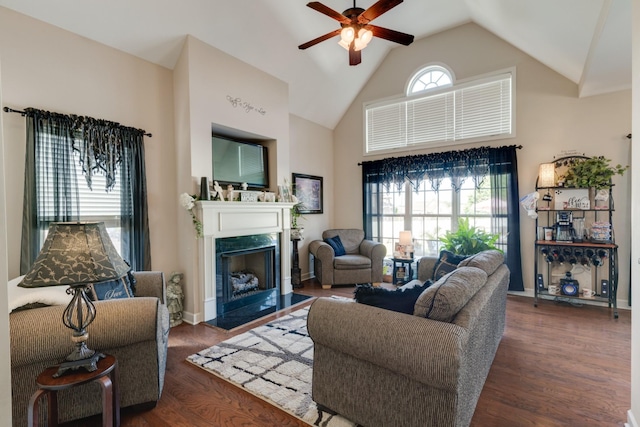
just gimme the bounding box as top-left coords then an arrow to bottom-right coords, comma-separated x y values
212,135 -> 268,189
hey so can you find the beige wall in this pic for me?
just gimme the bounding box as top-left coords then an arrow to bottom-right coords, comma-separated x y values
334,22 -> 632,305
630,1 -> 639,424
0,7 -> 179,279
0,53 -> 13,426
173,36 -> 295,321
289,114 -> 334,279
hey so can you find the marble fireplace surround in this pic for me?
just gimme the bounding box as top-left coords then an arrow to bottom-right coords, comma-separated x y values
195,201 -> 296,322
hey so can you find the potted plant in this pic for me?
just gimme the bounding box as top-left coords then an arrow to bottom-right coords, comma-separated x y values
291,202 -> 305,239
560,156 -> 628,189
439,218 -> 501,255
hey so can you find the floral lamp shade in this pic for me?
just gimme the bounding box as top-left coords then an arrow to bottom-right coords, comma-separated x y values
19,222 -> 129,288
18,222 -> 129,377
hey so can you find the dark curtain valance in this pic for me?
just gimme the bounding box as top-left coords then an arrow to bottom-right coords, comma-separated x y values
362,145 -> 521,191
24,108 -> 147,192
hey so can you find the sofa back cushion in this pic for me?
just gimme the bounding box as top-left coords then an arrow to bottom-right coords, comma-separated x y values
322,229 -> 364,254
457,250 -> 504,275
414,266 -> 488,322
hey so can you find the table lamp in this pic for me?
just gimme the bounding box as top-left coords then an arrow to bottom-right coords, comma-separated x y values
19,222 -> 130,377
399,230 -> 413,259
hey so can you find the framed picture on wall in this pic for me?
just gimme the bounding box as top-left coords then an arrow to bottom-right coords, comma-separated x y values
292,173 -> 323,214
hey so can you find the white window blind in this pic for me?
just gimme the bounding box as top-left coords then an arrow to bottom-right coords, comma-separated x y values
366,71 -> 513,154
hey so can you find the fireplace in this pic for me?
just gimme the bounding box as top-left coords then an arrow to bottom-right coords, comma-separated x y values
193,200 -> 298,324
215,233 -> 280,316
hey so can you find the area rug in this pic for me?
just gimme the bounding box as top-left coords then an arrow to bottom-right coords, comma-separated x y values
187,306 -> 355,426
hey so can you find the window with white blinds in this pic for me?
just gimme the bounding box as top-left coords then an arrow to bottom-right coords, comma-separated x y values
365,70 -> 514,154
37,148 -> 122,252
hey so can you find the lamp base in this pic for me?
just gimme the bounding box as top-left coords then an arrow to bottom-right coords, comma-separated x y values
54,351 -> 106,378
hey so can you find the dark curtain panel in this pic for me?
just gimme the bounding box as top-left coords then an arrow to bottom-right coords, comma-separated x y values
20,108 -> 151,272
362,145 -> 524,291
20,111 -> 80,274
120,131 -> 152,270
487,146 -> 524,291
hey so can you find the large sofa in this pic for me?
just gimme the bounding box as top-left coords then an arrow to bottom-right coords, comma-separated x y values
10,271 -> 170,426
307,250 -> 509,427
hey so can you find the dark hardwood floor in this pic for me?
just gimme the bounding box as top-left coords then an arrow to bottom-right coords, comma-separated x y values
65,279 -> 631,427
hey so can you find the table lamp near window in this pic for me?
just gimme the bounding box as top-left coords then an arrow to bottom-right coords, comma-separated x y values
399,230 -> 413,259
19,222 -> 129,377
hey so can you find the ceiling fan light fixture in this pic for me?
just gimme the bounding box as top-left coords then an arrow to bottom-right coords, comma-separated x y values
340,26 -> 355,43
358,27 -> 373,44
354,27 -> 373,51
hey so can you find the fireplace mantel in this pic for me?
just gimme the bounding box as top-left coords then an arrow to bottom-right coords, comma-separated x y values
194,201 -> 296,323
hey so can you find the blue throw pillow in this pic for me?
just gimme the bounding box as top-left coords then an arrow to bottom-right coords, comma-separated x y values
433,250 -> 468,281
89,270 -> 136,301
354,281 -> 431,314
324,235 -> 346,256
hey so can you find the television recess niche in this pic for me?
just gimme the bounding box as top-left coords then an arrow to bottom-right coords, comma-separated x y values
211,125 -> 274,190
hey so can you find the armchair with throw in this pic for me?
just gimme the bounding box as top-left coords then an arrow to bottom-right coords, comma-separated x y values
309,229 -> 387,289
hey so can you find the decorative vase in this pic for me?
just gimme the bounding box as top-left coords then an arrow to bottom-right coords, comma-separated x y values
291,228 -> 304,240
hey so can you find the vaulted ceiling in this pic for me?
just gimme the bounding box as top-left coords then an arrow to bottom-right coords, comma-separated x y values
0,0 -> 631,129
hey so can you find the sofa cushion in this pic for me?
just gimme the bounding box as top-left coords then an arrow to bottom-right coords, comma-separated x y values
334,254 -> 371,270
89,271 -> 135,301
457,250 -> 504,275
432,250 -> 468,281
415,266 -> 488,322
354,282 -> 431,314
324,235 -> 346,256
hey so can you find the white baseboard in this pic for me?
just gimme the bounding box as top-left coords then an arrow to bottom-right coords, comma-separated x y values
626,409 -> 638,427
508,288 -> 631,311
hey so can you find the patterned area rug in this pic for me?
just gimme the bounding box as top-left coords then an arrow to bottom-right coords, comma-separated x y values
187,307 -> 355,426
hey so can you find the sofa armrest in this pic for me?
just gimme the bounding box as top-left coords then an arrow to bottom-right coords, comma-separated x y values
133,271 -> 166,304
10,297 -> 164,368
359,240 -> 387,282
309,240 -> 335,285
307,297 -> 466,392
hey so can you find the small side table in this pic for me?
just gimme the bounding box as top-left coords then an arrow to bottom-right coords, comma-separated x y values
391,257 -> 414,286
28,354 -> 120,427
291,238 -> 303,288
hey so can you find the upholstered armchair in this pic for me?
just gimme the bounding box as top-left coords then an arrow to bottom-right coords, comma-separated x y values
309,229 -> 387,289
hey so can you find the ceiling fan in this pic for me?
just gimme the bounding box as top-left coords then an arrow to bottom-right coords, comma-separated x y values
298,0 -> 414,66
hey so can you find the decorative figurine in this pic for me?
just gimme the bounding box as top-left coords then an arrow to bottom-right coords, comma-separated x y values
213,181 -> 224,201
166,271 -> 185,327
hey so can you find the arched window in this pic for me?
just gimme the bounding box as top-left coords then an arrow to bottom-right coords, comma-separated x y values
407,65 -> 453,95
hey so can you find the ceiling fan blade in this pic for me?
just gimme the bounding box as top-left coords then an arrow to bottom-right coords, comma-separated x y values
358,0 -> 403,24
307,2 -> 351,24
298,28 -> 342,50
369,24 -> 414,46
349,47 -> 361,66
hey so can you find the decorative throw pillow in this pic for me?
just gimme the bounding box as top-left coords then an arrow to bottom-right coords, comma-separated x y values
324,235 -> 346,256
432,250 -> 469,281
88,270 -> 136,301
354,281 -> 431,314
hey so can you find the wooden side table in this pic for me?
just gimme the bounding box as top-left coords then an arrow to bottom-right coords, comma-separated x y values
391,257 -> 414,286
28,354 -> 120,427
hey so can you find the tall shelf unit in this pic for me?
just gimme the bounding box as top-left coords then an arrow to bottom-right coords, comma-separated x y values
533,156 -> 619,318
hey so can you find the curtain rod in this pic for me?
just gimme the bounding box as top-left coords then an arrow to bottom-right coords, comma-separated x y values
356,144 -> 523,165
3,106 -> 152,137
